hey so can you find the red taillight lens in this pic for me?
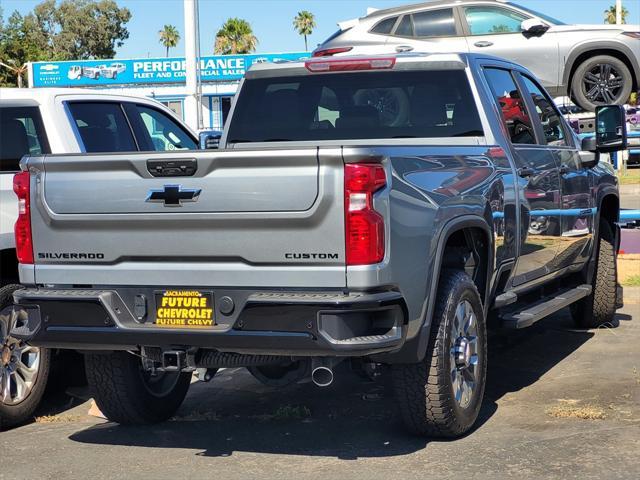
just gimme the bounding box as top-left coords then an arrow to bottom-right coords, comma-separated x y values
13,171 -> 34,264
344,163 -> 386,265
312,47 -> 353,57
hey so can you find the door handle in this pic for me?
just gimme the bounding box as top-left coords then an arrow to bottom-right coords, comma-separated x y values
559,164 -> 570,175
518,166 -> 536,178
474,41 -> 494,48
395,45 -> 414,53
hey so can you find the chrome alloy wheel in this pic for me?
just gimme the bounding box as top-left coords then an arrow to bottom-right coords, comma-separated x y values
582,63 -> 624,104
450,300 -> 479,409
0,308 -> 41,406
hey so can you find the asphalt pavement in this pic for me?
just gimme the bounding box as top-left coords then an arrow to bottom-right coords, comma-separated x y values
1,300 -> 638,480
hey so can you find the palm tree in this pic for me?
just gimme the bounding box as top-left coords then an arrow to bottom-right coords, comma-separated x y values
293,10 -> 316,51
0,60 -> 28,88
214,18 -> 258,55
604,4 -> 628,24
159,24 -> 180,57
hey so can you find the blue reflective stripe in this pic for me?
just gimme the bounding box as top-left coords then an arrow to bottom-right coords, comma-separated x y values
620,210 -> 640,221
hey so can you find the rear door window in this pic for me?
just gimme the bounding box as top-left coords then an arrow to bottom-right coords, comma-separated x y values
0,106 -> 50,172
412,8 -> 457,37
227,70 -> 483,142
67,102 -> 137,153
395,15 -> 414,36
483,68 -> 536,145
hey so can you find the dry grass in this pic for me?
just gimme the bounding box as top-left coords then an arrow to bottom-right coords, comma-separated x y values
546,403 -> 606,420
35,414 -> 82,424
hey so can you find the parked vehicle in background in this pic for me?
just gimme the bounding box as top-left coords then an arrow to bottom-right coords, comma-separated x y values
0,87 -> 200,430
7,53 -> 628,438
314,0 -> 640,112
626,106 -> 640,128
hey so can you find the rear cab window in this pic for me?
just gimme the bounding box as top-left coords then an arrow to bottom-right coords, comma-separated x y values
0,106 -> 50,172
226,70 -> 484,143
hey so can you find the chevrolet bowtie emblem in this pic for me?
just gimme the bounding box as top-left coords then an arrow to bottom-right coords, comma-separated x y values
146,184 -> 201,206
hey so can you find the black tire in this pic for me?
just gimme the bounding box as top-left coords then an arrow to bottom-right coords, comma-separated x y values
570,220 -> 617,328
85,351 -> 191,425
0,284 -> 51,430
392,270 -> 487,438
571,55 -> 633,111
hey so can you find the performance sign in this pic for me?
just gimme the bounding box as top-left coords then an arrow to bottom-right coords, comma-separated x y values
30,51 -> 309,87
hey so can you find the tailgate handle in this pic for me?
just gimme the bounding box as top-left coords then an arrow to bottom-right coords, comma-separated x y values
147,158 -> 197,177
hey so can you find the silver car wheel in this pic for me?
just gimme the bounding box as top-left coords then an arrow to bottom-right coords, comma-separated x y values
449,299 -> 479,409
0,307 -> 41,406
582,63 -> 624,104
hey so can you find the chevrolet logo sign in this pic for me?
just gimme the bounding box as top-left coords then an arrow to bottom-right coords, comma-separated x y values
146,185 -> 201,207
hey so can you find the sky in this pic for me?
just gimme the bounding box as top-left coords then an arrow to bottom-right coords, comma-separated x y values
2,0 -> 639,59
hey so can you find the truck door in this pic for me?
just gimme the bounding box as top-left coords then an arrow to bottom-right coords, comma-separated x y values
483,67 -> 562,285
518,74 -> 594,270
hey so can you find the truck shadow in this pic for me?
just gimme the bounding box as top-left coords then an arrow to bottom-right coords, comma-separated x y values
68,308 -> 608,459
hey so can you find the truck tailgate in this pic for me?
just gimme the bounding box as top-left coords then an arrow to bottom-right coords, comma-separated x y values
28,148 -> 346,288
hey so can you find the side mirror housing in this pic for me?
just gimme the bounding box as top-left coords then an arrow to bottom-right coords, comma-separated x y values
595,105 -> 627,152
579,135 -> 599,168
199,130 -> 222,150
521,19 -> 549,37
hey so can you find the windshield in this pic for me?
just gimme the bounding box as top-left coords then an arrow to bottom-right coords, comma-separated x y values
507,2 -> 566,25
227,70 -> 483,143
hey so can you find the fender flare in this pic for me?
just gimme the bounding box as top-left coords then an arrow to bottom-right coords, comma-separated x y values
412,214 -> 494,363
562,40 -> 640,90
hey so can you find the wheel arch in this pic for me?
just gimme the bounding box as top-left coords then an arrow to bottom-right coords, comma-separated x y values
416,215 -> 494,363
564,44 -> 639,97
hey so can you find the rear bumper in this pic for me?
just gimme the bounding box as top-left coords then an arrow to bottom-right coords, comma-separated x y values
13,287 -> 407,357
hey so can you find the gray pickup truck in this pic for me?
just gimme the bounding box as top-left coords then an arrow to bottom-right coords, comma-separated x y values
4,53 -> 628,437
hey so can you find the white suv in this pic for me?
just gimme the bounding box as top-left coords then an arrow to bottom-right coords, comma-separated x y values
0,88 -> 199,429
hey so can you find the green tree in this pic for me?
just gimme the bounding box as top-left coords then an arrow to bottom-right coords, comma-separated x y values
159,24 -> 180,57
293,10 -> 316,51
214,18 -> 257,55
604,4 -> 628,24
0,0 -> 131,87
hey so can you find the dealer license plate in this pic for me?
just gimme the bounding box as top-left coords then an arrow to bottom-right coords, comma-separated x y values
154,290 -> 215,328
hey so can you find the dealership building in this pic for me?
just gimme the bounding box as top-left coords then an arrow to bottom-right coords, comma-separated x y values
28,51 -> 308,131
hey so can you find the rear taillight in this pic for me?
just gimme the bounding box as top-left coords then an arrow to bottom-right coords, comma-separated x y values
344,163 -> 386,265
312,46 -> 353,57
13,171 -> 33,264
305,57 -> 395,73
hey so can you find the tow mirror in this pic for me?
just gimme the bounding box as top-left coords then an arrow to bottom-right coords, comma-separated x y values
595,105 -> 627,152
199,130 -> 222,150
579,136 -> 599,169
521,19 -> 549,37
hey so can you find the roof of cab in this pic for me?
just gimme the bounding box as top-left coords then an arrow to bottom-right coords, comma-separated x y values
364,0 -> 507,19
0,87 -> 163,105
245,52 -> 519,79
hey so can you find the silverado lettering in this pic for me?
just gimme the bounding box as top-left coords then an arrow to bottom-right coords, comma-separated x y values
38,252 -> 105,259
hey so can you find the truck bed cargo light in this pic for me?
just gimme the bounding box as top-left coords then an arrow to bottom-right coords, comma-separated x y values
305,57 -> 396,73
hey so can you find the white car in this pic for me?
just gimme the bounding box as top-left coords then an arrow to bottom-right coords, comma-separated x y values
0,87 -> 200,429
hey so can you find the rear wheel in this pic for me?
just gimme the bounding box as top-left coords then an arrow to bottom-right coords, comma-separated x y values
570,220 -> 617,328
0,284 -> 51,430
571,55 -> 632,111
85,351 -> 191,425
392,270 -> 487,437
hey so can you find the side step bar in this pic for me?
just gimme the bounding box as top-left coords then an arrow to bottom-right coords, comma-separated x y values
501,284 -> 592,329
